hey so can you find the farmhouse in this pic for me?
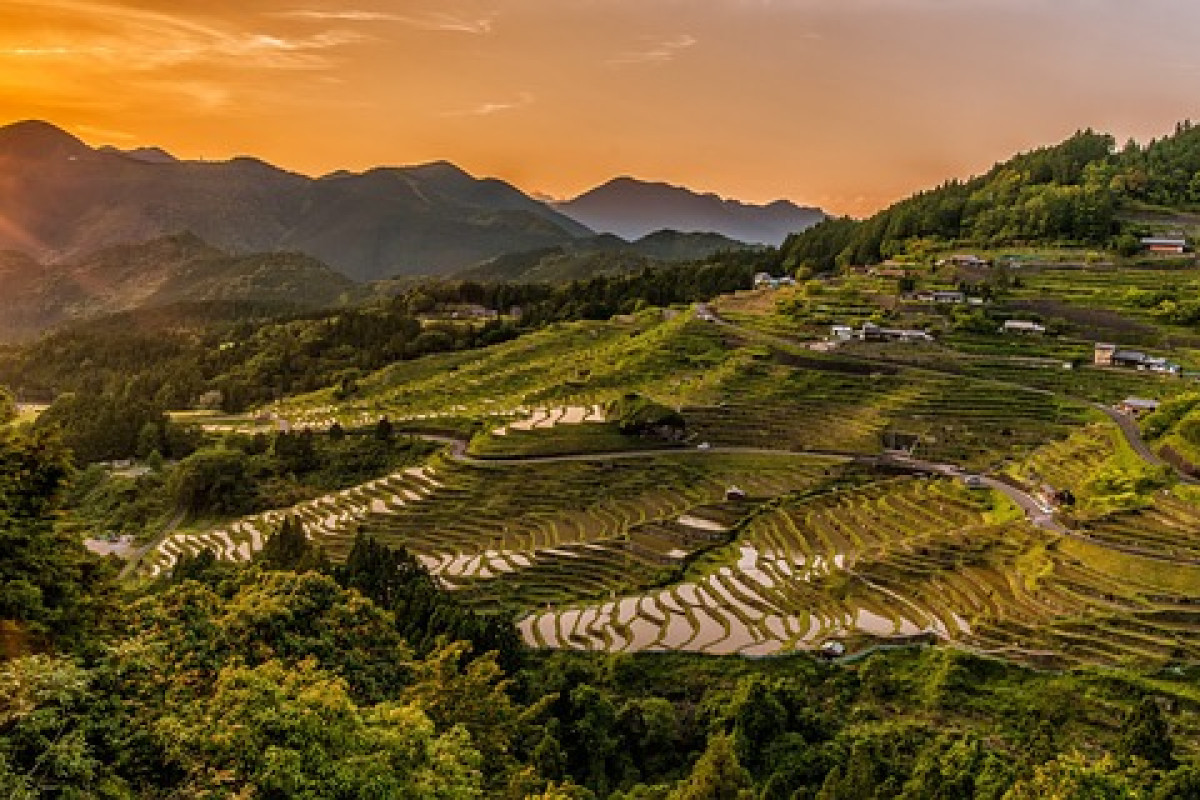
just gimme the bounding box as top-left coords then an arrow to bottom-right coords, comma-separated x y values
754,272 -> 797,290
1094,343 -> 1181,374
932,290 -> 967,304
907,289 -> 982,305
1141,237 -> 1188,255
1002,320 -> 1046,335
860,322 -> 934,343
1119,397 -> 1160,416
832,322 -> 934,343
938,254 -> 990,268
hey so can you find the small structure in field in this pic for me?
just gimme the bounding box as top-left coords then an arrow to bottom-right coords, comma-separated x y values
725,486 -> 748,501
819,639 -> 847,659
1002,320 -> 1046,335
754,272 -> 796,290
1141,237 -> 1188,255
860,322 -> 934,343
938,254 -> 990,268
1119,397 -> 1160,417
1094,343 -> 1180,374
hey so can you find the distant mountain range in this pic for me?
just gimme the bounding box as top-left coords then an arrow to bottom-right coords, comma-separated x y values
556,177 -> 826,245
0,233 -> 357,341
0,120 -> 591,282
0,121 -> 826,280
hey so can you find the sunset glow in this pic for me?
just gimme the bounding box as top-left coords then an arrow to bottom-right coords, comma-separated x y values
2,0 -> 1199,215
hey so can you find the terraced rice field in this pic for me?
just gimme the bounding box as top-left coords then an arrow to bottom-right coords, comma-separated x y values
683,356 -> 1083,468
153,303 -> 1200,668
520,475 -> 1200,667
141,464 -> 446,578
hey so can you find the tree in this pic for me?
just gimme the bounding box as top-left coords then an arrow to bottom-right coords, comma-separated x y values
258,516 -> 328,573
1153,765 -> 1200,800
0,426 -> 106,646
1003,752 -> 1144,799
1118,697 -> 1176,771
157,658 -> 483,798
166,447 -> 253,515
669,732 -> 753,800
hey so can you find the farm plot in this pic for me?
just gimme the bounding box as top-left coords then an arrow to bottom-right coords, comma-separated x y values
140,464 -> 446,578
356,453 -> 845,608
273,313 -> 737,431
518,475 -> 1200,667
683,356 -> 1083,468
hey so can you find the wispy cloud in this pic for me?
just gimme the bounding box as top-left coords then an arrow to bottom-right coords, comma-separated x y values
0,1 -> 365,72
608,34 -> 697,66
441,91 -> 534,117
276,9 -> 494,34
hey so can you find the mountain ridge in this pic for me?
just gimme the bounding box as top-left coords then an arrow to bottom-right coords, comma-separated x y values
0,120 -> 592,281
0,232 -> 359,341
557,176 -> 826,245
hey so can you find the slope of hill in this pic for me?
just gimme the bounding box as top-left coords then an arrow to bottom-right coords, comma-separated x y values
0,120 -> 591,281
557,176 -> 825,245
458,229 -> 753,283
782,122 -> 1200,272
0,233 -> 359,340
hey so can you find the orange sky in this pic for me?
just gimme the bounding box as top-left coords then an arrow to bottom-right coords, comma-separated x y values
2,0 -> 1199,215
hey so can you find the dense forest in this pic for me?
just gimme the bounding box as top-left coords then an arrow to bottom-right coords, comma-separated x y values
4,389 -> 1200,798
781,122 -> 1200,272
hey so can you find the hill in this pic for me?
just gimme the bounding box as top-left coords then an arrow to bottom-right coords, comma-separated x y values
0,120 -> 591,281
457,229 -> 753,283
782,122 -> 1200,272
0,233 -> 359,340
557,176 -> 826,245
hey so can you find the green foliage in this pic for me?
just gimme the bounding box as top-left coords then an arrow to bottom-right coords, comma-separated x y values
1118,698 -> 1176,771
0,426 -> 110,645
159,658 -> 483,798
167,447 -> 255,515
607,393 -> 686,439
1003,751 -> 1147,799
258,515 -> 330,573
669,732 -> 753,800
781,124 -> 1200,270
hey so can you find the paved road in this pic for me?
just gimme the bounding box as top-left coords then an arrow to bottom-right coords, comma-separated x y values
1092,404 -> 1200,486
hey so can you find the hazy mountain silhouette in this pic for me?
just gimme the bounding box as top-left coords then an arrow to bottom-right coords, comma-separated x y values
0,120 -> 592,281
0,232 -> 358,341
557,177 -> 825,245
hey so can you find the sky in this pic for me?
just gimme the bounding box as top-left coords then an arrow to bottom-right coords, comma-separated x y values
1,0 -> 1199,216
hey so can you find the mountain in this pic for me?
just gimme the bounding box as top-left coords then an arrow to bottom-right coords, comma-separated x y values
781,122 -> 1200,273
556,177 -> 826,245
0,120 -> 592,281
457,229 -> 754,283
0,232 -> 358,341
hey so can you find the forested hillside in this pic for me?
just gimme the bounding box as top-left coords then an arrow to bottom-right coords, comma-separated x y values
0,252 -> 767,463
4,386 -> 1200,798
782,122 -> 1200,272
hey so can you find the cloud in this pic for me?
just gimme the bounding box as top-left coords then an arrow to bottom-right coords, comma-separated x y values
608,34 -> 697,66
0,1 -> 365,73
276,9 -> 494,34
441,91 -> 535,117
